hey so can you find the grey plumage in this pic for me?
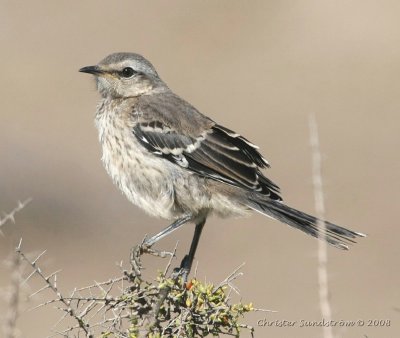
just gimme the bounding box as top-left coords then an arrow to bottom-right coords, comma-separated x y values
80,53 -> 365,275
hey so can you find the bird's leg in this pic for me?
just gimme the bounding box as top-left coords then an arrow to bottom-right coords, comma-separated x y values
179,219 -> 206,282
144,214 -> 193,247
130,215 -> 192,275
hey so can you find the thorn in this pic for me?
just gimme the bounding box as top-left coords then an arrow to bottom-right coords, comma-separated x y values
33,250 -> 47,264
16,238 -> 22,251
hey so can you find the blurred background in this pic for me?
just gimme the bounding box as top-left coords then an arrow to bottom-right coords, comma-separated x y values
1,1 -> 399,337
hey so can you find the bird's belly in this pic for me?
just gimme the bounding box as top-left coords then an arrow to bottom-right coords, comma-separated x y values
100,133 -> 179,219
101,138 -> 251,220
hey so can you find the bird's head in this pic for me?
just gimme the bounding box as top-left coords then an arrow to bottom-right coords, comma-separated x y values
79,53 -> 165,98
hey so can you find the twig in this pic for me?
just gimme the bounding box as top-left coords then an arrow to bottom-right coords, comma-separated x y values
16,240 -> 94,337
0,199 -> 32,235
2,251 -> 22,338
309,113 -> 334,338
215,262 -> 245,295
163,241 -> 179,276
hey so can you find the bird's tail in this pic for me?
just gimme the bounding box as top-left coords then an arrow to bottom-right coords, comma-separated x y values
246,198 -> 365,250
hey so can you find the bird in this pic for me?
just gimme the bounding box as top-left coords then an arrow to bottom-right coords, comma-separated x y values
79,52 -> 365,276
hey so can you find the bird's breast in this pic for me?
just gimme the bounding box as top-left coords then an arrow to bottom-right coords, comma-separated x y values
94,101 -> 178,219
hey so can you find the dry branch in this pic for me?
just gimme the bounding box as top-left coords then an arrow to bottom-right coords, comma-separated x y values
309,113 -> 334,338
15,240 -> 256,338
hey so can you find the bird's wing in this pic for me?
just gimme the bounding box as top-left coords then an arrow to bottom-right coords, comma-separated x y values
132,94 -> 281,200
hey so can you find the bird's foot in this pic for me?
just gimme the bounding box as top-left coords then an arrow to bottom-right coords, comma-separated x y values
130,243 -> 146,277
171,254 -> 191,283
130,238 -> 174,277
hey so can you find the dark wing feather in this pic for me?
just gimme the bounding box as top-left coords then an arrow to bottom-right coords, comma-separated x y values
133,121 -> 282,201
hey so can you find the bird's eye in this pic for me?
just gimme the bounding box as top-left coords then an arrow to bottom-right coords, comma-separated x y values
121,67 -> 136,78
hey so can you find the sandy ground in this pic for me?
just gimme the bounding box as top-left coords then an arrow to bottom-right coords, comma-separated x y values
1,1 -> 399,337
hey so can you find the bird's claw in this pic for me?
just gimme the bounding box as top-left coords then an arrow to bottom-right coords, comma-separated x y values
130,241 -> 174,277
130,242 -> 151,277
170,254 -> 190,282
146,247 -> 174,259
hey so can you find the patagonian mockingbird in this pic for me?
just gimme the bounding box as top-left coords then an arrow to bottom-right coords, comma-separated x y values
79,53 -> 365,276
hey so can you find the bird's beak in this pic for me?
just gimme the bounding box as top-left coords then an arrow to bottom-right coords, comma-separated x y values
79,65 -> 104,75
